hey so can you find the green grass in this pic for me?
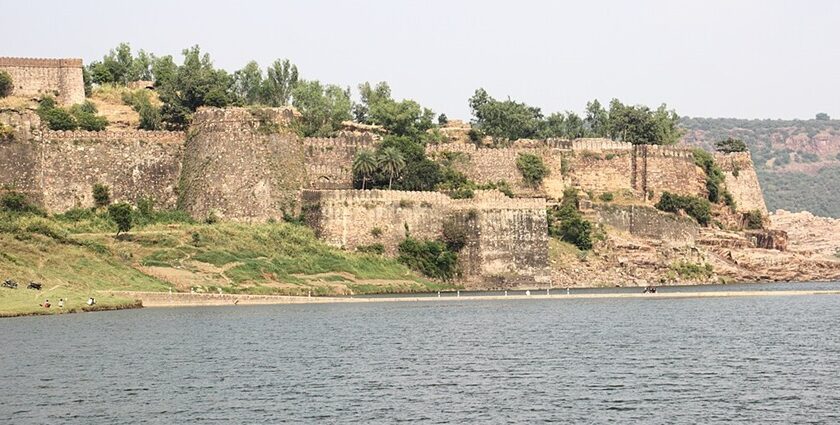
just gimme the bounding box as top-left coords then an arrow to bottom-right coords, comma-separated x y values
1,209 -> 453,315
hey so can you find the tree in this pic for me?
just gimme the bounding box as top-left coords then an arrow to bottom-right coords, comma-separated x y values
0,70 -> 12,98
584,99 -> 609,137
232,61 -> 264,105
292,80 -> 352,137
263,59 -> 298,106
157,46 -> 233,129
607,99 -> 682,145
354,81 -> 392,123
715,137 -> 748,153
438,113 -> 448,125
469,88 -> 543,141
108,203 -> 133,236
816,112 -> 831,121
352,149 -> 378,190
355,81 -> 435,138
377,147 -> 406,189
92,183 -> 111,208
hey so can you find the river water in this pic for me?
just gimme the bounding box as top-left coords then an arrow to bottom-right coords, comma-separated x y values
1,282 -> 839,424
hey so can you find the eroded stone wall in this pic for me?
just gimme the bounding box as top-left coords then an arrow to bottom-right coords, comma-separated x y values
36,130 -> 184,211
301,189 -> 551,285
179,107 -> 306,221
714,151 -> 767,213
592,204 -> 698,246
0,57 -> 85,105
304,135 -> 375,189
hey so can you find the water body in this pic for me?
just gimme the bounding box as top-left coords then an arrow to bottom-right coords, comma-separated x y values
2,282 -> 839,424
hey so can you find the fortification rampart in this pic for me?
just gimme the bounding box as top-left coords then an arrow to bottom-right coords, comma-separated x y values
179,107 -> 306,221
714,151 -> 767,213
0,57 -> 85,105
0,120 -> 184,211
304,135 -> 376,189
592,204 -> 698,246
301,189 -> 550,285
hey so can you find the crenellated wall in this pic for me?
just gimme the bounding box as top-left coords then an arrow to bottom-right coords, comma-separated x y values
304,135 -> 376,189
301,189 -> 551,285
0,57 -> 85,105
592,204 -> 698,246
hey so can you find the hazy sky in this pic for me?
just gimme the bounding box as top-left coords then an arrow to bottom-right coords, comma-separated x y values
3,0 -> 838,120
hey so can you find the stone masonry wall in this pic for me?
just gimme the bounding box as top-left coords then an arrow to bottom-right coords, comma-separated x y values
36,130 -> 184,211
301,189 -> 551,285
634,145 -> 708,202
714,151 -> 767,213
178,107 -> 306,221
592,204 -> 698,246
304,135 -> 376,189
0,57 -> 85,105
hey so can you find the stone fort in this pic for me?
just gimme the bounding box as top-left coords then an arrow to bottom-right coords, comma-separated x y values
0,58 -> 768,285
0,57 -> 85,105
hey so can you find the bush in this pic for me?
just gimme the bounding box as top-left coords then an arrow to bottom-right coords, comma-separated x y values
670,261 -> 714,280
37,97 -> 109,131
743,210 -> 764,230
107,202 -> 133,236
516,153 -> 548,186
598,192 -> 614,202
655,192 -> 711,226
356,243 -> 385,255
397,237 -> 459,281
715,137 -> 748,153
547,202 -> 593,250
370,227 -> 383,238
0,191 -> 44,215
92,183 -> 111,208
39,104 -> 78,130
0,70 -> 12,97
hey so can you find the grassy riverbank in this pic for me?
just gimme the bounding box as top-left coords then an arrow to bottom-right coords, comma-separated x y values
0,209 -> 454,317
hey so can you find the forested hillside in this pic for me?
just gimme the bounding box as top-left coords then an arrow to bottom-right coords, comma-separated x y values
680,117 -> 840,217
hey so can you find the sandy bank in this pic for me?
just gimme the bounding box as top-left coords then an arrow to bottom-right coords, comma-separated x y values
109,289 -> 840,308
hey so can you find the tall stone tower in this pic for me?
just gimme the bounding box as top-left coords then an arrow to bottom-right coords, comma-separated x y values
178,107 -> 307,222
0,57 -> 85,105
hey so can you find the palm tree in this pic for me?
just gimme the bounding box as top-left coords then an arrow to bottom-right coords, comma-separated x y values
352,149 -> 377,190
377,147 -> 405,190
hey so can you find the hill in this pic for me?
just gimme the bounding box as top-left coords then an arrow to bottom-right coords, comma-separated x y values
680,117 -> 840,217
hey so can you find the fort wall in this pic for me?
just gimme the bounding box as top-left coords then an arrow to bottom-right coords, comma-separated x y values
304,135 -> 376,189
301,189 -> 550,285
0,57 -> 85,105
178,107 -> 306,221
592,204 -> 698,246
714,151 -> 767,213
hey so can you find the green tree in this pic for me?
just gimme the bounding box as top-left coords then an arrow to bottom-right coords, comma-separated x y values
0,70 -> 12,98
815,112 -> 830,121
37,97 -> 78,130
232,61 -> 264,105
355,81 -> 435,138
262,59 -> 298,106
157,46 -> 233,129
469,88 -> 543,141
291,80 -> 352,137
353,81 -> 392,123
352,149 -> 378,190
377,147 -> 406,189
607,99 -> 681,145
108,202 -> 133,236
585,99 -> 609,137
715,137 -> 748,153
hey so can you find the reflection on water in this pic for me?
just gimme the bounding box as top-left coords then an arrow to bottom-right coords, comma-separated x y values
1,281 -> 839,423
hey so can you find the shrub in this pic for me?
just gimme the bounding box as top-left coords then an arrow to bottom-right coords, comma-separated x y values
547,202 -> 593,251
0,70 -> 12,97
715,137 -> 748,153
693,148 -> 732,207
448,187 -> 474,199
442,218 -> 469,252
1,191 -> 44,215
0,123 -> 13,141
516,153 -> 548,186
38,103 -> 78,131
743,210 -> 764,230
397,237 -> 459,281
92,183 -> 111,208
370,227 -> 383,238
670,261 -> 714,280
655,192 -> 711,226
356,243 -> 385,255
107,202 -> 133,236
599,192 -> 614,202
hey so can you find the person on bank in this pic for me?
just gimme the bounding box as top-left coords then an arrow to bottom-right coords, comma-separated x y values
41,299 -> 51,308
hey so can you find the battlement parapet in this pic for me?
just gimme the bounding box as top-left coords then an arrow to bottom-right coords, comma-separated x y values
713,151 -> 755,170
303,189 -> 545,210
640,144 -> 695,159
0,57 -> 83,68
191,106 -> 298,132
303,136 -> 376,152
37,129 -> 186,144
